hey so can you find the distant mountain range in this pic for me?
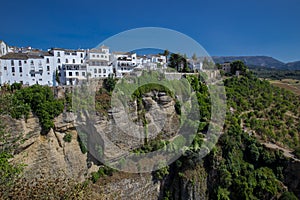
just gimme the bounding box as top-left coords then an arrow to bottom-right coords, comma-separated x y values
212,56 -> 300,70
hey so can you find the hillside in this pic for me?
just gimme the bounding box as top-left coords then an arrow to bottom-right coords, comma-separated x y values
286,61 -> 300,70
213,56 -> 300,70
0,72 -> 300,199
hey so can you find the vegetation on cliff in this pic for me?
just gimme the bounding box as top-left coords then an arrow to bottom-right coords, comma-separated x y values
1,63 -> 300,199
0,85 -> 64,133
161,70 -> 299,199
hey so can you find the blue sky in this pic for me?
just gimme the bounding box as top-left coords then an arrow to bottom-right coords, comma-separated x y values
0,0 -> 299,62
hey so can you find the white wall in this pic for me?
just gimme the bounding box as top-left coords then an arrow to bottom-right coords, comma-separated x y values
0,55 -> 55,86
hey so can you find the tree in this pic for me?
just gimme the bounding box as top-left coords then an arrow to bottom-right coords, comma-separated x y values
192,53 -> 197,62
168,53 -> 189,72
103,76 -> 116,93
163,49 -> 170,63
217,187 -> 231,200
230,61 -> 247,75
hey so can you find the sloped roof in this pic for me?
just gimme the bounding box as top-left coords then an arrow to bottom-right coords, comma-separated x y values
0,52 -> 53,60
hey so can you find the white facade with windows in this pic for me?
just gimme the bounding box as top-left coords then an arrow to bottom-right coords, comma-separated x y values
111,52 -> 137,77
50,48 -> 86,85
0,40 -> 206,86
0,52 -> 54,86
86,46 -> 112,79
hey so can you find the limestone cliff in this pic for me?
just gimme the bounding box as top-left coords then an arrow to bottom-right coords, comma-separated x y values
3,112 -> 88,182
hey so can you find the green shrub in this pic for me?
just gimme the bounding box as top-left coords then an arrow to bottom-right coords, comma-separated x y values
91,166 -> 115,183
77,133 -> 88,154
9,85 -> 64,133
63,133 -> 72,143
174,100 -> 181,115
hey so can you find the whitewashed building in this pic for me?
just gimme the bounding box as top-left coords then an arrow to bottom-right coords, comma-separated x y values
111,52 -> 137,77
0,51 -> 55,86
150,54 -> 167,67
50,48 -> 86,85
0,41 -> 12,57
86,45 -> 112,79
188,59 -> 203,71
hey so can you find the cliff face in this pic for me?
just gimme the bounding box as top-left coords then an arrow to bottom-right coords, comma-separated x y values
89,173 -> 161,199
4,87 -> 300,199
0,113 -> 87,184
166,164 -> 209,200
2,90 -> 182,197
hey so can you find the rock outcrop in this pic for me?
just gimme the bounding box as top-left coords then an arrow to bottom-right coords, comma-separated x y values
4,113 -> 88,182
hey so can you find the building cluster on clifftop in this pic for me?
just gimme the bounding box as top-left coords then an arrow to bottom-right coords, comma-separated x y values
0,40 -> 205,86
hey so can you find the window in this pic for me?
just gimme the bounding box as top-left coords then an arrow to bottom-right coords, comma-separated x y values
81,59 -> 83,63
92,55 -> 95,57
31,60 -> 34,65
31,74 -> 35,77
39,79 -> 42,81
98,69 -> 101,73
75,72 -> 79,76
101,55 -> 103,58
80,53 -> 83,58
12,67 -> 15,73
19,67 -> 22,73
94,69 -> 97,73
24,60 -> 27,64
46,58 -> 49,63
69,72 -> 72,76
4,66 -> 7,70
97,55 -> 99,58
66,59 -> 68,63
58,58 -> 61,63
47,66 -> 50,71
57,52 -> 60,57
11,60 -> 14,66
103,69 -> 106,73
58,65 -> 61,70
73,59 -> 75,63
58,73 -> 61,77
82,72 -> 86,76
19,61 -> 22,66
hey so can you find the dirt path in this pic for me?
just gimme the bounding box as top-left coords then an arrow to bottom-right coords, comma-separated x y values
238,109 -> 299,162
262,142 -> 300,161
